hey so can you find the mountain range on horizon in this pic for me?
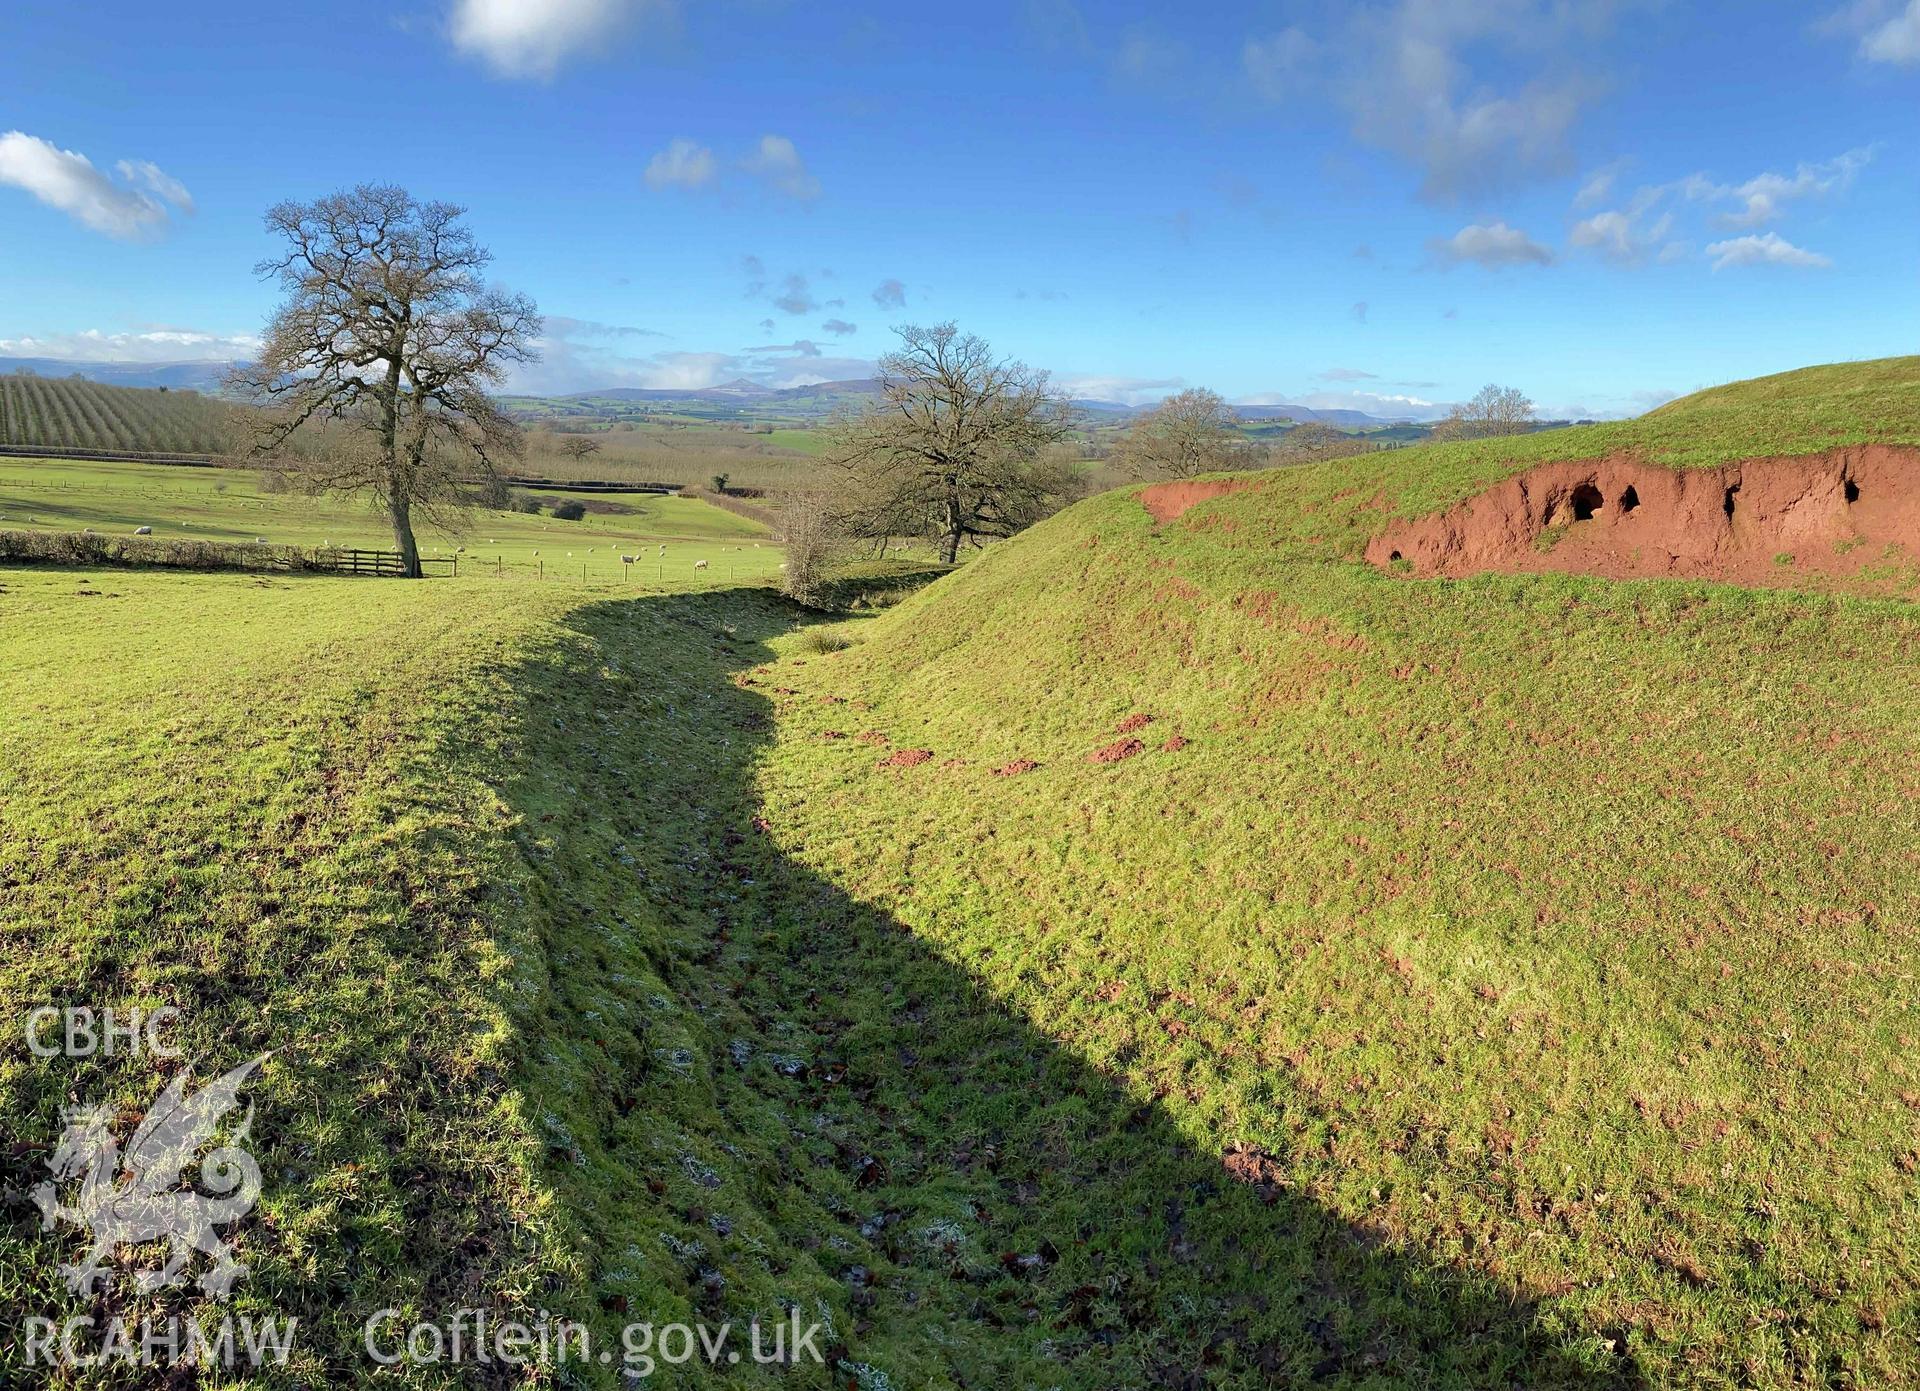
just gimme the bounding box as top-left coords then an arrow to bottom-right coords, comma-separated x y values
0,356 -> 1441,428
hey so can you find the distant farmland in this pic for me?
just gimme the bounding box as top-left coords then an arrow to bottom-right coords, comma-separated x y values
0,373 -> 239,455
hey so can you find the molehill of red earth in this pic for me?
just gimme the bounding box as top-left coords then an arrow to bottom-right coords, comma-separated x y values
1089,737 -> 1146,764
880,748 -> 934,768
1161,734 -> 1190,752
1367,446 -> 1920,588
1115,712 -> 1155,733
1139,477 -> 1256,525
993,758 -> 1040,777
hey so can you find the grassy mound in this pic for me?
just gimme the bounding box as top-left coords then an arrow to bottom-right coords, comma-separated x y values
738,360 -> 1920,1385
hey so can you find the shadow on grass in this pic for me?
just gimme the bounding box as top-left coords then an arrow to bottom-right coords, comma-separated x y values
497,589 -> 1645,1390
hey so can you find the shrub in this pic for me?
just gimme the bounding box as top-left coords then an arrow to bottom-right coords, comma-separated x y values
510,493 -> 544,514
0,528 -> 322,573
711,473 -> 730,494
549,499 -> 587,521
798,628 -> 855,655
779,490 -> 845,608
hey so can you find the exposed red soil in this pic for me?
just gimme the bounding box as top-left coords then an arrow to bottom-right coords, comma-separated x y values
1367,446 -> 1920,588
1114,712 -> 1155,733
1161,734 -> 1190,752
880,748 -> 934,768
857,730 -> 890,746
1139,477 -> 1256,525
1089,737 -> 1146,764
993,758 -> 1040,777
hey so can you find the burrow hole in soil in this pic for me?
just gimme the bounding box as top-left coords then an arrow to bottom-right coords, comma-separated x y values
1388,550 -> 1403,562
1571,483 -> 1605,522
1845,478 -> 1861,504
1723,484 -> 1740,519
1620,485 -> 1640,513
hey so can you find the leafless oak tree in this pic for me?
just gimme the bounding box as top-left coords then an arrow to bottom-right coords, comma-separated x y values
827,323 -> 1074,564
230,185 -> 539,576
1112,387 -> 1253,479
1432,384 -> 1536,441
558,435 -> 602,465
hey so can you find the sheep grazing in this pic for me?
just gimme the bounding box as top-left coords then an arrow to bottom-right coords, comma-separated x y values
133,525 -> 152,535
694,559 -> 710,570
621,555 -> 636,565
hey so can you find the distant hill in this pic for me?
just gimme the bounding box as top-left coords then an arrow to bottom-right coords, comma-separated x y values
0,357 -> 235,393
0,372 -> 240,455
511,378 -> 1427,432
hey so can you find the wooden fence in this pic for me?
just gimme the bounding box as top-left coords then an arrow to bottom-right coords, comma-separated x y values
316,548 -> 456,577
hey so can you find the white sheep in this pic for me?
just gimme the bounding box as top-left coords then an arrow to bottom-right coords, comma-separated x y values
694,559 -> 709,570
133,525 -> 152,535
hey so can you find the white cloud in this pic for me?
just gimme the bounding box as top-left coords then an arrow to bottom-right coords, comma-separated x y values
1570,209 -> 1642,263
0,327 -> 258,362
871,278 -> 906,310
1328,1 -> 1629,201
1055,374 -> 1185,406
1239,388 -> 1448,421
1243,28 -> 1317,99
643,138 -> 716,190
1864,0 -> 1920,61
448,0 -> 670,79
1428,220 -> 1554,269
115,160 -> 195,214
1704,232 -> 1832,270
821,319 -> 858,336
771,273 -> 817,315
1822,0 -> 1920,64
742,135 -> 820,201
1574,163 -> 1622,209
1317,367 -> 1379,382
1713,149 -> 1871,227
0,132 -> 192,239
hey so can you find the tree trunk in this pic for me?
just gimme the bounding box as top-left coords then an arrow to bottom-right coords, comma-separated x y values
389,494 -> 422,578
939,490 -> 963,565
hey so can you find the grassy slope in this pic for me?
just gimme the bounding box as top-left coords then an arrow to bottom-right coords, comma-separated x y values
741,361 -> 1920,1386
1342,354 -> 1920,527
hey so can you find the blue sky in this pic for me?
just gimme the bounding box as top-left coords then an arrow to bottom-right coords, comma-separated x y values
0,0 -> 1914,418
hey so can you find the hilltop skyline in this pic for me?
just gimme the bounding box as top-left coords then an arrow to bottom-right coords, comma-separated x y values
1,0 -> 1916,419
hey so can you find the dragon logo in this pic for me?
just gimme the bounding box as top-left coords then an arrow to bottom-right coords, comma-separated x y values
31,1054 -> 269,1300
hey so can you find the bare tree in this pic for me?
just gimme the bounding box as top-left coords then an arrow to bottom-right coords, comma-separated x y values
558,435 -> 602,466
778,490 -> 847,607
826,323 -> 1074,564
230,185 -> 539,576
1112,388 -> 1252,479
1432,384 -> 1536,441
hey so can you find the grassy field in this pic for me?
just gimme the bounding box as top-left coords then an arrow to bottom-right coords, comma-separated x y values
0,455 -> 785,586
2,359 -> 1917,1387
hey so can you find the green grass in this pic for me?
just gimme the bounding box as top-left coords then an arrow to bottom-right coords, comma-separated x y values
730,359 -> 1920,1386
0,455 -> 785,585
4,358 -> 1918,1387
